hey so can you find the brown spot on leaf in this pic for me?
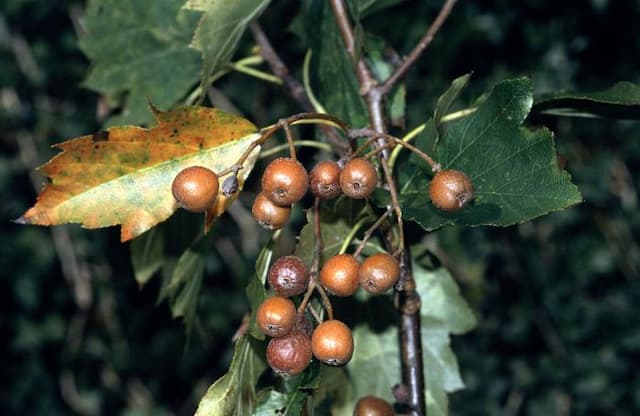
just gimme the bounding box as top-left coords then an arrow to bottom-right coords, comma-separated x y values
92,130 -> 110,142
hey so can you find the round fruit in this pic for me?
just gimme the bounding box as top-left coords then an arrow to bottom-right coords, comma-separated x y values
339,158 -> 378,199
309,160 -> 342,199
256,296 -> 297,337
266,333 -> 313,376
311,319 -> 354,366
171,166 -> 219,212
429,169 -> 474,212
252,193 -> 291,230
354,395 -> 395,416
319,254 -> 360,297
359,253 -> 400,294
261,157 -> 309,206
268,256 -> 310,297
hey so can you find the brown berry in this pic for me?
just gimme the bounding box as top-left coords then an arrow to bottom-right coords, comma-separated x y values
256,296 -> 297,337
252,193 -> 291,230
309,160 -> 342,199
266,333 -> 312,376
319,254 -> 360,297
268,255 -> 310,297
261,157 -> 309,206
311,319 -> 354,366
290,313 -> 313,338
354,395 -> 395,416
171,166 -> 219,212
429,169 -> 474,212
340,158 -> 378,199
359,253 -> 400,294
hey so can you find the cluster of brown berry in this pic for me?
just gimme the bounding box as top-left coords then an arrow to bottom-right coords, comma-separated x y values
251,156 -> 378,230
249,155 -> 402,377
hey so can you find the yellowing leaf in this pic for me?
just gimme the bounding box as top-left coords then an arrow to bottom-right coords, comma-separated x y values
20,105 -> 260,242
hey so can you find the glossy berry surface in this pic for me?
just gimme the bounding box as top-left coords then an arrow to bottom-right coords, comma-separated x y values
311,319 -> 354,366
268,256 -> 310,297
171,166 -> 219,212
309,160 -> 342,199
261,157 -> 309,206
252,193 -> 291,230
354,395 -> 395,416
256,296 -> 297,337
429,169 -> 474,212
339,158 -> 378,199
359,253 -> 400,294
266,333 -> 312,377
319,254 -> 360,297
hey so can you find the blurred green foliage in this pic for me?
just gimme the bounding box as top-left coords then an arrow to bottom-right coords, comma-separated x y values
1,0 -> 639,415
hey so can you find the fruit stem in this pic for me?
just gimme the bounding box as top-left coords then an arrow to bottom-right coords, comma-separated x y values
353,208 -> 393,258
338,216 -> 369,255
258,140 -> 332,159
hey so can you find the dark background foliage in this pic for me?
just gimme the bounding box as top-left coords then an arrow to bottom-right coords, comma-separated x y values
1,0 -> 638,414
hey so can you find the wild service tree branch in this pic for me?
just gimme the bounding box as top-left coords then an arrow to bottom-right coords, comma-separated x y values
329,1 -> 457,415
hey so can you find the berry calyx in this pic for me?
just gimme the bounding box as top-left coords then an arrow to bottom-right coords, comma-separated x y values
268,255 -> 310,297
256,296 -> 297,337
171,166 -> 219,212
261,157 -> 309,206
359,253 -> 400,294
339,158 -> 378,199
311,319 -> 354,366
354,395 -> 395,416
429,169 -> 474,212
252,193 -> 291,230
266,333 -> 312,377
309,160 -> 342,199
319,254 -> 360,297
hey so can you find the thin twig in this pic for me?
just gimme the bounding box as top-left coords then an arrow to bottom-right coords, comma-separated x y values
379,0 -> 458,95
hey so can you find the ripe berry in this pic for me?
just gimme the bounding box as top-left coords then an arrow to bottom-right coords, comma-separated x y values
319,254 -> 360,297
256,296 -> 297,337
261,157 -> 309,206
359,253 -> 400,294
309,160 -> 342,199
171,166 -> 219,212
252,193 -> 291,230
429,169 -> 474,212
354,396 -> 395,416
268,255 -> 310,297
311,319 -> 354,366
339,158 -> 378,199
266,333 -> 312,376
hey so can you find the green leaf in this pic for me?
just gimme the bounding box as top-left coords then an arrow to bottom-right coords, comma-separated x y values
434,73 -> 472,129
532,81 -> 640,119
130,226 -> 164,286
183,0 -> 270,93
400,77 -> 582,231
304,1 -> 368,127
195,336 -> 267,416
79,0 -> 201,125
348,0 -> 410,16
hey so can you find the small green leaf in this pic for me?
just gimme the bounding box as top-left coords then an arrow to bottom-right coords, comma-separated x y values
130,226 -> 164,286
195,336 -> 267,416
254,390 -> 289,416
183,0 -> 270,93
79,0 -> 201,125
400,77 -> 582,231
304,1 -> 368,127
533,81 -> 640,119
434,73 -> 472,129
